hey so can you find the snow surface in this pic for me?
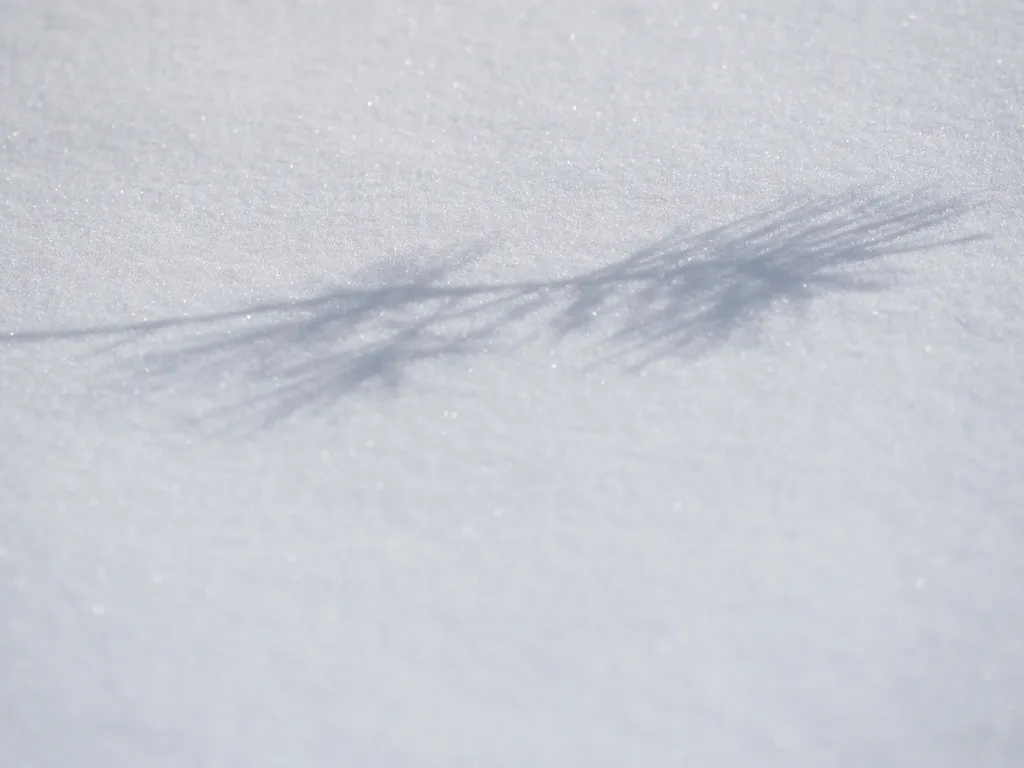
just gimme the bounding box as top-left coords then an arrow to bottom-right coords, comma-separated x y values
2,0 -> 1023,765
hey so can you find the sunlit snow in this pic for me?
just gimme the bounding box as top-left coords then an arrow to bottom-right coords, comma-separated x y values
2,1 -> 1022,765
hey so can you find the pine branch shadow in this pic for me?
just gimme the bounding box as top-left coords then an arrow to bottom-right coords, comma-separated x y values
3,185 -> 988,429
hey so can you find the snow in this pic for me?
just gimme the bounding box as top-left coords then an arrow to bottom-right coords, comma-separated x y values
2,0 -> 1023,765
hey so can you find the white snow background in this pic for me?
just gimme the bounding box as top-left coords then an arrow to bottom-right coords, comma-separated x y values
2,0 -> 1023,765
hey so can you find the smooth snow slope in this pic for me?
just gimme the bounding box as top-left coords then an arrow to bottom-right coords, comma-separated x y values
2,0 -> 1023,765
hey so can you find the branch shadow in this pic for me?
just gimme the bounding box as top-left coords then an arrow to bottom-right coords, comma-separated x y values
3,185 -> 987,429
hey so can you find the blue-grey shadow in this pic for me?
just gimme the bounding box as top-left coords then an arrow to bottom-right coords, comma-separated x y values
2,186 -> 987,427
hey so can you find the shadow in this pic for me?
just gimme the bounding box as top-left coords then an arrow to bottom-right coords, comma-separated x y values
2,186 -> 987,427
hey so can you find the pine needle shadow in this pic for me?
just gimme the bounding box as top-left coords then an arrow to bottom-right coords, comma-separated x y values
2,186 -> 987,428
